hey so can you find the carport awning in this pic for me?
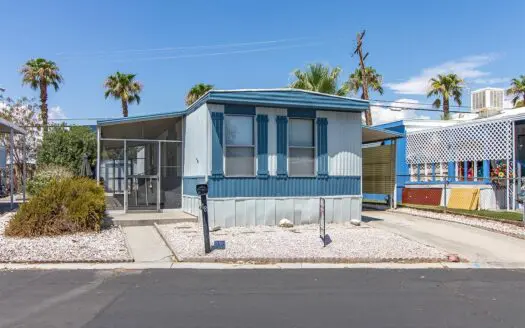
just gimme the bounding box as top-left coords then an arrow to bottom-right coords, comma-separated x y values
362,126 -> 403,144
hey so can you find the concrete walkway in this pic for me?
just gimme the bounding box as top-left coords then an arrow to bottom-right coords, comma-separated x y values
122,226 -> 174,262
364,209 -> 525,268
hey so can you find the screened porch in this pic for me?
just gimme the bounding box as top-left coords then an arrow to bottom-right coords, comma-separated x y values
96,115 -> 183,212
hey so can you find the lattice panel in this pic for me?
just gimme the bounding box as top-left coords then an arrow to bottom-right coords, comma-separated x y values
406,120 -> 513,164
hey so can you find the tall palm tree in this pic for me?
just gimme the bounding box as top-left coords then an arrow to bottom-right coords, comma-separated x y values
426,74 -> 464,120
506,75 -> 525,108
185,83 -> 214,106
346,66 -> 384,125
289,63 -> 349,96
20,58 -> 63,128
104,72 -> 143,117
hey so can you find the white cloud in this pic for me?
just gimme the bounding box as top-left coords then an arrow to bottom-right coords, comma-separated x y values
471,77 -> 509,85
386,54 -> 497,95
370,98 -> 431,125
48,106 -> 67,120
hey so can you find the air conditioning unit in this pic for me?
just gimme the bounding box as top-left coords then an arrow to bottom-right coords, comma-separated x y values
471,88 -> 504,117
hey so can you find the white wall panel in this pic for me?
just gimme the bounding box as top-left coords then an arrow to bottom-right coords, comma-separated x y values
202,196 -> 361,227
317,111 -> 362,176
184,103 -> 209,177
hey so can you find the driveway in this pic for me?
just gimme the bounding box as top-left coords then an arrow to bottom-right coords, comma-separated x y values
363,209 -> 525,268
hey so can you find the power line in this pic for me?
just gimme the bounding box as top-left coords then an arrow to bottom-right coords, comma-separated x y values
370,98 -> 472,109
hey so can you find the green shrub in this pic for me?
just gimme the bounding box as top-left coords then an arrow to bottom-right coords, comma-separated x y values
5,177 -> 106,237
26,165 -> 74,196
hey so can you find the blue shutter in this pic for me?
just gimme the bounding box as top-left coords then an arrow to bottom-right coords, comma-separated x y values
276,115 -> 288,177
256,115 -> 269,178
316,117 -> 328,178
211,112 -> 224,177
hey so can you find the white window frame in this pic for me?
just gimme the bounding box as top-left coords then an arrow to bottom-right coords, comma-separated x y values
223,114 -> 257,177
288,118 -> 316,177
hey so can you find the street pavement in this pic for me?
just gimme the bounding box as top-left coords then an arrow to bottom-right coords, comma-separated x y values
1,269 -> 524,327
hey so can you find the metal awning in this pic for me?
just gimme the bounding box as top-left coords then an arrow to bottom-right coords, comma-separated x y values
362,126 -> 403,144
0,117 -> 25,134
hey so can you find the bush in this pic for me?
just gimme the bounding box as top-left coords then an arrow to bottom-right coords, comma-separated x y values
5,177 -> 106,237
26,165 -> 74,196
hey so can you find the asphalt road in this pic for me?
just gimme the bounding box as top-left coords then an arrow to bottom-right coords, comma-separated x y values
1,269 -> 525,328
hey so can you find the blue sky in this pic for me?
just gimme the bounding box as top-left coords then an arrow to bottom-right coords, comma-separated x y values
1,0 -> 524,124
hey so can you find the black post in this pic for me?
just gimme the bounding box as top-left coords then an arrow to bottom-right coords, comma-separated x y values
196,184 -> 211,254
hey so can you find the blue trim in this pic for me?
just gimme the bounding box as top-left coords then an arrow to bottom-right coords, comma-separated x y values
316,117 -> 328,178
431,163 -> 436,181
288,108 -> 316,118
224,104 -> 256,115
448,162 -> 455,181
256,115 -> 269,177
463,161 -> 468,181
211,112 -> 224,177
182,176 -> 207,196
276,115 -> 288,178
483,160 -> 490,183
207,176 -> 360,198
98,89 -> 368,126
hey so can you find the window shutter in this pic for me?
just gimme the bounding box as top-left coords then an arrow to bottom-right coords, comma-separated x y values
256,114 -> 269,177
316,117 -> 328,177
276,115 -> 288,177
211,112 -> 224,177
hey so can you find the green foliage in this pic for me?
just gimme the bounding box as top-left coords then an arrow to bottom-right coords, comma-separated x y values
426,73 -> 464,119
346,67 -> 384,99
37,125 -> 96,175
26,165 -> 74,196
5,178 -> 106,237
289,63 -> 349,96
104,72 -> 143,117
185,83 -> 214,106
506,75 -> 525,108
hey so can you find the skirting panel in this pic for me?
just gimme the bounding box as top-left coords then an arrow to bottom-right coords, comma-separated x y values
182,195 -> 362,228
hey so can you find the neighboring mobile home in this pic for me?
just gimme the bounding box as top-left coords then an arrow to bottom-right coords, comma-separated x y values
96,89 -> 398,227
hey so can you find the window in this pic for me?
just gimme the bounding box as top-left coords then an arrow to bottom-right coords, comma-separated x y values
289,118 -> 315,176
409,164 -> 418,182
225,115 -> 255,176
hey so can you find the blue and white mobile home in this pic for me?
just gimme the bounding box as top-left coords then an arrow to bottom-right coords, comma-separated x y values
97,89 -> 397,227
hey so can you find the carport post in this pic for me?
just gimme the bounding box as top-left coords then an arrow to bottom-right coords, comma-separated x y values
96,126 -> 101,183
9,127 -> 14,209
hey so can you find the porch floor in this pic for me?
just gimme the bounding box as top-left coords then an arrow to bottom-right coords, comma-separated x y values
107,210 -> 197,227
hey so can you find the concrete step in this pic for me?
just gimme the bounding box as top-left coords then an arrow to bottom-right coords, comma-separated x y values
108,211 -> 197,227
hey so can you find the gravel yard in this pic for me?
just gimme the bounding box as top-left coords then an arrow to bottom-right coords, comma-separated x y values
0,214 -> 132,263
159,222 -> 447,263
396,207 -> 525,239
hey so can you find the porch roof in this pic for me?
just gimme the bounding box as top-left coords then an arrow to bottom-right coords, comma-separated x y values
97,88 -> 369,126
362,125 -> 403,144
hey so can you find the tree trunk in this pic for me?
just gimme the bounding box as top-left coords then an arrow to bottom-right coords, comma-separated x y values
121,99 -> 128,117
39,81 -> 48,131
443,97 -> 450,120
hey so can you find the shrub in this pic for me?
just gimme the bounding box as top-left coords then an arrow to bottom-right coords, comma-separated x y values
26,165 -> 74,196
5,177 -> 106,237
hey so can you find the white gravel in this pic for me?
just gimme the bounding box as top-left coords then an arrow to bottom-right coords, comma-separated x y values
159,222 -> 447,263
0,214 -> 132,263
395,207 -> 525,239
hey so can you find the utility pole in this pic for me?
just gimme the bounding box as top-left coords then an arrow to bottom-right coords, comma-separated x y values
354,30 -> 372,126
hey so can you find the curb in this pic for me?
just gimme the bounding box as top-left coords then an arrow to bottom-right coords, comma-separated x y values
119,225 -> 135,262
394,208 -> 525,241
0,258 -> 133,264
177,256 -> 449,264
153,223 -> 180,262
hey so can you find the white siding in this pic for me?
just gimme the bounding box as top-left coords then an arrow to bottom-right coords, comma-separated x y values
256,107 -> 287,176
184,103 -> 209,177
317,111 -> 362,176
204,196 -> 361,227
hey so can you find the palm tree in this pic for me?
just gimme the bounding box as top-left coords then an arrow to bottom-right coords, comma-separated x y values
506,75 -> 525,108
20,58 -> 63,128
289,63 -> 349,96
426,74 -> 464,120
185,83 -> 214,106
104,72 -> 143,117
346,66 -> 384,125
